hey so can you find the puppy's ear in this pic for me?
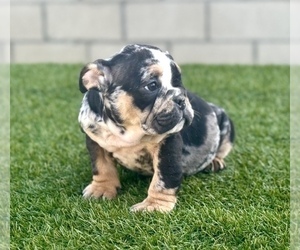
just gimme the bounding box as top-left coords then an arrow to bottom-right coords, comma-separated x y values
79,60 -> 110,93
87,88 -> 103,118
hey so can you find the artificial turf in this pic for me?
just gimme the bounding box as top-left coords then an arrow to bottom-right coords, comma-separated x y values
10,64 -> 289,249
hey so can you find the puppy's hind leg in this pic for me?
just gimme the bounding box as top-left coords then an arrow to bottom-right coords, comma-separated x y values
82,135 -> 121,199
204,107 -> 235,173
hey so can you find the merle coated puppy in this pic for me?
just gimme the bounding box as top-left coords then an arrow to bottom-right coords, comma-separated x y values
78,44 -> 235,212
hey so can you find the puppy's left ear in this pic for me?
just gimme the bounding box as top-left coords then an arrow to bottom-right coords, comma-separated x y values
79,60 -> 110,93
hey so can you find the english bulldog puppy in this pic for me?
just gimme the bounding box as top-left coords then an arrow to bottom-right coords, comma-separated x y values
78,44 -> 235,212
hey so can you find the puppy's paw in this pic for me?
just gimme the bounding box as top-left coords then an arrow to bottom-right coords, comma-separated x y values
203,157 -> 226,173
83,181 -> 119,200
130,197 -> 176,213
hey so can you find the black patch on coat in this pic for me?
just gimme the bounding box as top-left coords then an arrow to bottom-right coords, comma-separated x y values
108,103 -> 123,125
103,107 -> 124,130
87,88 -> 103,118
182,147 -> 190,155
158,134 -> 183,189
86,135 -> 101,175
180,91 -> 213,147
170,62 -> 182,88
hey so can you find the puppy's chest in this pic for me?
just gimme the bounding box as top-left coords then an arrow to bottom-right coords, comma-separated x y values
79,103 -> 157,175
112,148 -> 154,175
88,125 -> 154,175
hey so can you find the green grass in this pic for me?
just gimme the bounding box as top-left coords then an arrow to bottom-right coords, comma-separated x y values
0,65 -> 10,250
10,64 -> 289,249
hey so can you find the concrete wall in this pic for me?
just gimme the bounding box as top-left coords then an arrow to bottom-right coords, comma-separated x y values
10,0 -> 294,65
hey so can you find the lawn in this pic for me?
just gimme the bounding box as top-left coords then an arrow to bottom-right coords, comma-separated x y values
10,64 -> 289,249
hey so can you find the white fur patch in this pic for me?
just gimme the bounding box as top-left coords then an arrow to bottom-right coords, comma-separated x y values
148,48 -> 174,90
78,93 -> 102,128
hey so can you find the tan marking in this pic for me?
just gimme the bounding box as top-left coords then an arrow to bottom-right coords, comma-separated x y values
83,147 -> 120,200
149,64 -> 163,76
116,92 -> 143,127
216,137 -> 233,159
205,135 -> 233,173
130,144 -> 177,212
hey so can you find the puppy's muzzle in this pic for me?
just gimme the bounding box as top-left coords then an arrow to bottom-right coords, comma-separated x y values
174,96 -> 186,110
143,91 -> 193,135
173,93 -> 193,126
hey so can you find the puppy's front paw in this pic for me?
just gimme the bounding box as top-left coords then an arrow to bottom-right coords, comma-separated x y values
83,181 -> 119,200
130,197 -> 176,213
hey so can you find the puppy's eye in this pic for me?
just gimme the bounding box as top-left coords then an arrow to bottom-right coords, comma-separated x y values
144,81 -> 159,92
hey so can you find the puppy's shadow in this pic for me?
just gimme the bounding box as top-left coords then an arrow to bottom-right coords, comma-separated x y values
117,166 -> 151,197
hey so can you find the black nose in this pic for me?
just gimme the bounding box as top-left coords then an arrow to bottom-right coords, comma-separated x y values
174,96 -> 186,110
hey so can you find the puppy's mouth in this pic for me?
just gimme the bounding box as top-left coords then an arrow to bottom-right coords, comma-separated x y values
155,112 -> 177,127
142,108 -> 193,135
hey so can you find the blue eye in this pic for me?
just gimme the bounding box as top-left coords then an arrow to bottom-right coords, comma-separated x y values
145,81 -> 159,92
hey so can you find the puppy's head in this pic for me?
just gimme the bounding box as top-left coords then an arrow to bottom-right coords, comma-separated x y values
79,44 -> 194,136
